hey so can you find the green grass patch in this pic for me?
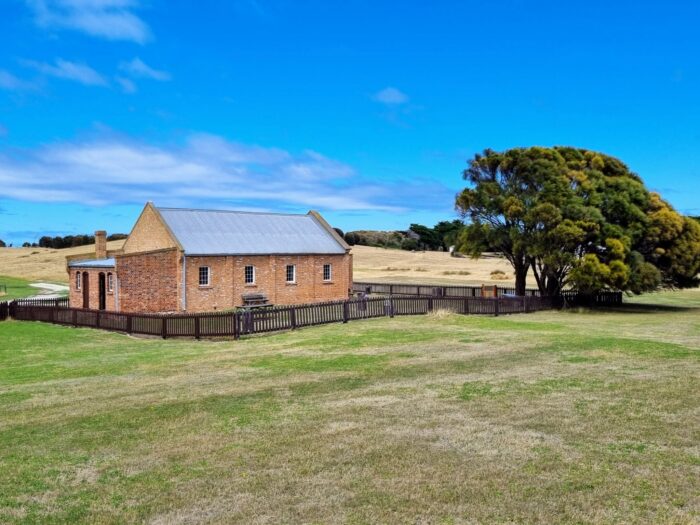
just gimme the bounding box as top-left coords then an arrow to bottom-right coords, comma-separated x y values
0,289 -> 698,523
540,334 -> 697,360
0,276 -> 37,301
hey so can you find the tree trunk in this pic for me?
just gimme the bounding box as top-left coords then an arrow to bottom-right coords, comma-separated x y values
514,260 -> 529,296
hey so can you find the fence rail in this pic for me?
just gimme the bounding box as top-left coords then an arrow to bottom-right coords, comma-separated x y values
0,295 -> 569,339
352,282 -> 541,297
0,288 -> 621,339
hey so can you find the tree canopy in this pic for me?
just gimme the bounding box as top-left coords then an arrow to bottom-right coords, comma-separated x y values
456,147 -> 700,296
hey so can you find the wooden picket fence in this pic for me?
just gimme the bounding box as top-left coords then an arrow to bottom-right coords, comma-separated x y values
353,282 -> 623,307
0,295 -> 563,339
352,282 -> 541,297
0,286 -> 622,339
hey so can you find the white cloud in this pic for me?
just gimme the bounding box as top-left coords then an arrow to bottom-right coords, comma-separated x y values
372,87 -> 409,105
26,0 -> 150,43
0,70 -> 37,91
24,58 -> 108,86
115,76 -> 136,93
0,133 -> 453,213
119,58 -> 170,81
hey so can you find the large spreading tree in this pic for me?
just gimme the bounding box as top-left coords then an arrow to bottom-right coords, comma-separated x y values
456,147 -> 700,296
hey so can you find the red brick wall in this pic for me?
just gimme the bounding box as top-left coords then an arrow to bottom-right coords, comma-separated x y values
116,248 -> 180,313
69,250 -> 352,314
183,253 -> 352,312
184,256 -> 235,312
68,267 -> 117,311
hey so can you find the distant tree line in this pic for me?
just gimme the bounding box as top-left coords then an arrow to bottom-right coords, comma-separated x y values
16,233 -> 128,249
343,220 -> 464,251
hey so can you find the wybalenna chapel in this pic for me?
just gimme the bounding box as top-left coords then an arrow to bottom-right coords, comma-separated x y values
67,203 -> 353,313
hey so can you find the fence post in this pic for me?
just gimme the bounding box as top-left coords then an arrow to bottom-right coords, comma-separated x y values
494,298 -> 500,317
289,306 -> 297,330
125,314 -> 132,334
194,316 -> 200,340
233,312 -> 240,340
385,298 -> 394,318
72,309 -> 78,327
428,297 -> 433,312
343,301 -> 349,323
161,317 -> 167,339
95,310 -> 101,328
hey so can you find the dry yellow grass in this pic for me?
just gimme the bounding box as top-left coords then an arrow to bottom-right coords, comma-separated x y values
352,245 -> 534,286
0,242 -> 529,286
0,241 -> 125,282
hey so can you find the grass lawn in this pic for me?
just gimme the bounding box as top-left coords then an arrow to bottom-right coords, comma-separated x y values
0,276 -> 39,301
0,289 -> 698,523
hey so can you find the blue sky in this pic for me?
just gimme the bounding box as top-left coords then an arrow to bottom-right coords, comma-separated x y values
1,0 -> 699,245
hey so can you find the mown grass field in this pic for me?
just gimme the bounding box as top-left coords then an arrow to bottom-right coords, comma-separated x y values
0,276 -> 38,301
0,290 -> 698,524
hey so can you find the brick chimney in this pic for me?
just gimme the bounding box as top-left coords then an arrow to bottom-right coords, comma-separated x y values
95,230 -> 107,259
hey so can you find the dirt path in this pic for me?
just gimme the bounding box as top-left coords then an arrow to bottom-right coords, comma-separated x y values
28,282 -> 69,299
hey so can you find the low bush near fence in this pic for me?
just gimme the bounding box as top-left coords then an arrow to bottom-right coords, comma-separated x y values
0,287 -> 622,339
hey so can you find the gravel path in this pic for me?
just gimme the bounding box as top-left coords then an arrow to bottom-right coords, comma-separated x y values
28,282 -> 69,299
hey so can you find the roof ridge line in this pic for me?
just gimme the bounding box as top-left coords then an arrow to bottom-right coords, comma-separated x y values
156,206 -> 309,217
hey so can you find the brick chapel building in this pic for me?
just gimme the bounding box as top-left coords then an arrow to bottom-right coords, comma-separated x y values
67,203 -> 353,313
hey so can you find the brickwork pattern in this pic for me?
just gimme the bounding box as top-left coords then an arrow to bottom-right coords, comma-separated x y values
121,204 -> 178,254
184,253 -> 352,312
116,249 -> 180,313
68,267 -> 117,311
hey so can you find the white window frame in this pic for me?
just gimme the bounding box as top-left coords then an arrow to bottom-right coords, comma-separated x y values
244,265 -> 255,285
76,271 -> 81,290
199,266 -> 211,287
286,264 -> 296,284
107,273 -> 114,292
323,263 -> 332,282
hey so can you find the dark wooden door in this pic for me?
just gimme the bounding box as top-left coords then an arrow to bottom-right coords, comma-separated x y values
82,272 -> 89,308
98,273 -> 106,310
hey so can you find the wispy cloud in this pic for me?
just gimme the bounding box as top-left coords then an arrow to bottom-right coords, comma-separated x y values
119,58 -> 170,81
372,87 -> 409,105
0,70 -> 37,91
115,76 -> 136,93
0,133 -> 453,213
26,0 -> 151,44
23,58 -> 108,86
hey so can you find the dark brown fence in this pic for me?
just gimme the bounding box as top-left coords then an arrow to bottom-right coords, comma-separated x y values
353,282 -> 623,307
0,287 -> 621,340
352,282 -> 541,297
0,294 -> 565,339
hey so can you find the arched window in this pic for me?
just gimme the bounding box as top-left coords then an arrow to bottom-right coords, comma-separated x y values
76,272 -> 81,290
107,273 -> 114,292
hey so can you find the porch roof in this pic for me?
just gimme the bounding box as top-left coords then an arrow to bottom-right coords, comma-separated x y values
68,258 -> 116,268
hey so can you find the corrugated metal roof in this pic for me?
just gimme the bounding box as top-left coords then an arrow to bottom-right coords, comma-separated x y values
156,207 -> 347,255
68,258 -> 116,268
